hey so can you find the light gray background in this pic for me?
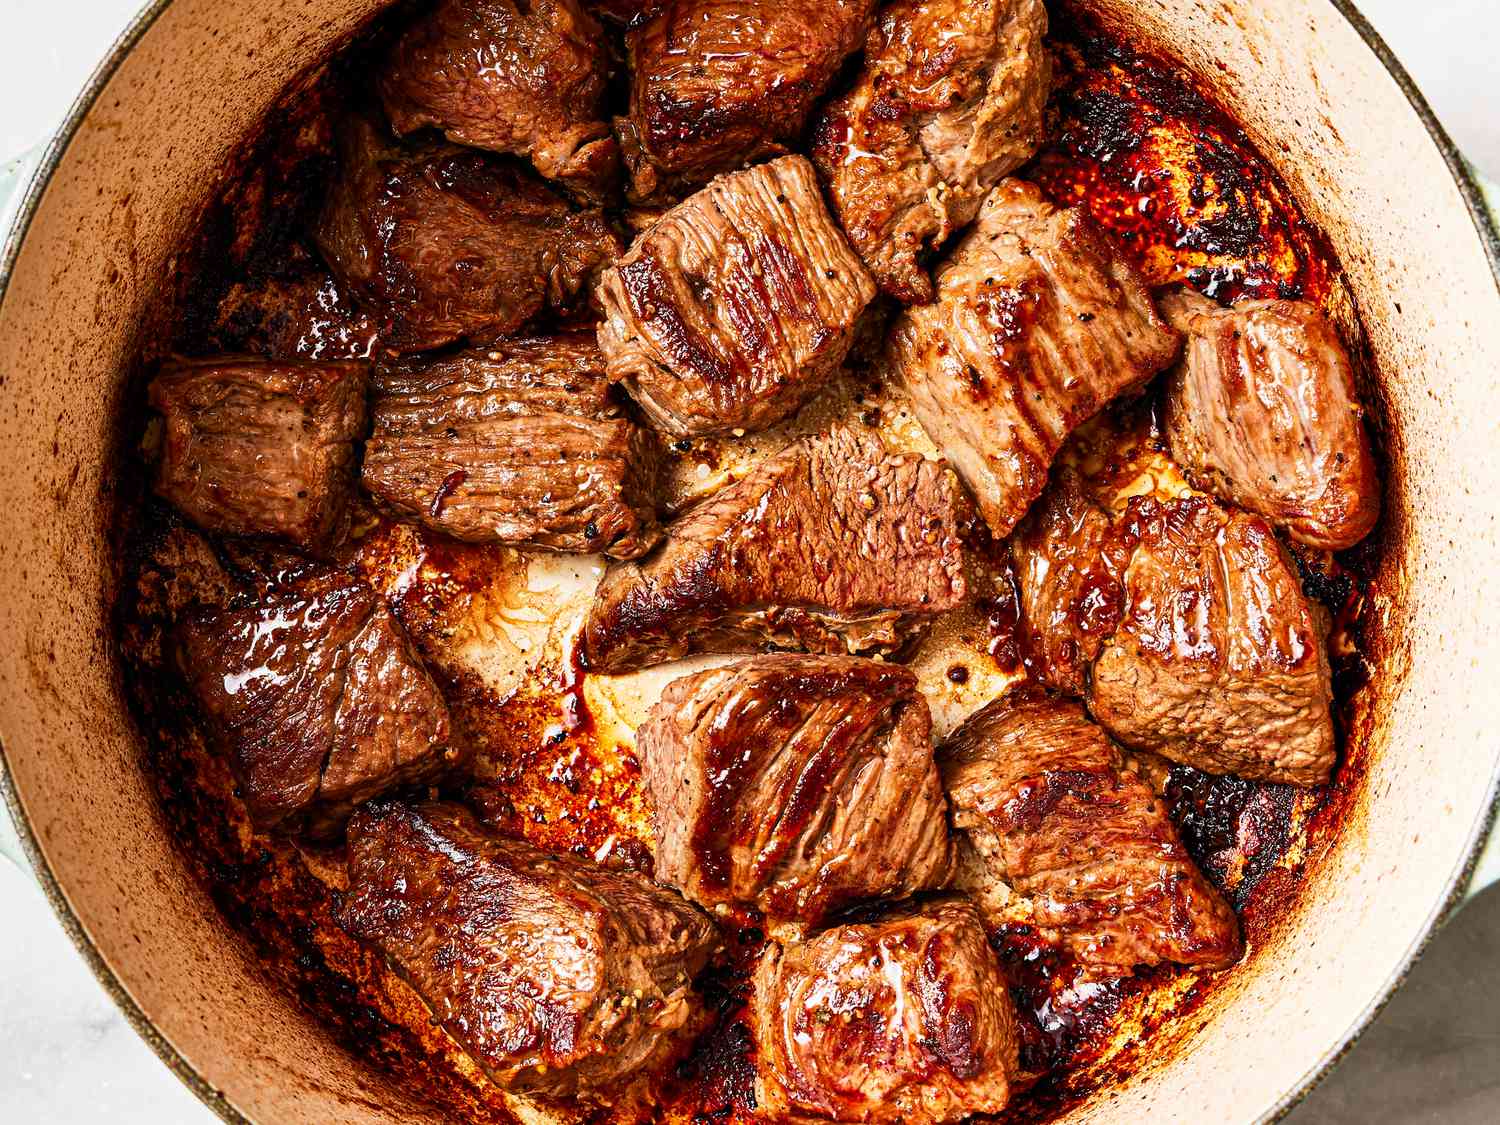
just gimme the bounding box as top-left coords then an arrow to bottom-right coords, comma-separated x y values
1,0 -> 1496,1121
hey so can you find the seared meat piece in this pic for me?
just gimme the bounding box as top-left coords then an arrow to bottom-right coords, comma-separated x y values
596,156 -> 876,436
885,179 -> 1180,538
315,116 -> 621,353
1009,468 -> 1132,694
812,0 -> 1051,303
1089,495 -> 1336,786
637,655 -> 954,924
176,572 -> 458,836
581,428 -> 965,672
619,0 -> 875,201
1160,288 -> 1380,550
339,801 -> 718,1097
148,357 -> 366,554
200,268 -> 378,362
940,691 -> 1241,970
751,897 -> 1020,1123
378,0 -> 619,200
362,334 -> 661,558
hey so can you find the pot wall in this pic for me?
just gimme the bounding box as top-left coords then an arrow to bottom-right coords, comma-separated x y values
0,1 -> 1497,1122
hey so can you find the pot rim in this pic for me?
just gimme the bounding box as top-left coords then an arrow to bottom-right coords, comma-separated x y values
1,2 -> 1497,1123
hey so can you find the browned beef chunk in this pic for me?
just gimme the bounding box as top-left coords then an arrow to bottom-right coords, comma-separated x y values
361,334 -> 662,558
148,357 -> 366,554
1160,288 -> 1380,550
581,428 -> 965,672
812,0 -> 1051,303
338,801 -> 718,1097
885,179 -> 1180,538
618,0 -> 875,201
378,0 -> 619,201
751,896 -> 1019,1123
176,572 -> 459,836
201,267 -> 378,362
314,116 -> 621,353
941,690 -> 1241,971
637,654 -> 954,924
596,156 -> 876,436
1089,495 -> 1335,786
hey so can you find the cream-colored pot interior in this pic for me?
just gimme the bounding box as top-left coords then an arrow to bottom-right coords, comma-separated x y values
1,0 -> 1498,1121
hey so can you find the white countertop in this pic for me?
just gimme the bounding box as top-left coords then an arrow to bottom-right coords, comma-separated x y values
1,1 -> 1497,1121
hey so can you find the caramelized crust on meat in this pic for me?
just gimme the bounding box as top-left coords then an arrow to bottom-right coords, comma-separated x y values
941,691 -> 1241,970
619,0 -> 876,201
812,0 -> 1052,303
596,156 -> 877,436
148,356 -> 367,554
362,335 -> 662,558
339,801 -> 719,1098
637,655 -> 955,924
751,897 -> 1020,1123
1089,495 -> 1336,786
580,428 -> 966,672
378,0 -> 619,201
1160,288 -> 1380,550
885,179 -> 1180,539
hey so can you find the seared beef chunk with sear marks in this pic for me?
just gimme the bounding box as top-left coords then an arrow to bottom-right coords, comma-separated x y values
1089,494 -> 1336,786
941,690 -> 1241,970
885,179 -> 1180,538
581,427 -> 965,672
338,801 -> 719,1098
176,571 -> 459,836
812,0 -> 1052,303
148,356 -> 366,554
596,156 -> 876,436
618,0 -> 875,201
751,896 -> 1020,1123
1160,287 -> 1380,550
361,334 -> 662,557
378,0 -> 619,201
315,115 -> 621,353
200,268 -> 378,362
637,654 -> 955,925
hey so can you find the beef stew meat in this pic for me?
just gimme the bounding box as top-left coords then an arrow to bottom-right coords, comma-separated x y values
338,801 -> 719,1098
1160,287 -> 1381,550
885,179 -> 1181,540
378,0 -> 619,202
175,571 -> 459,837
314,115 -> 621,354
361,334 -> 662,557
941,691 -> 1242,971
1089,495 -> 1337,786
148,356 -> 367,555
751,896 -> 1021,1124
637,654 -> 955,926
581,427 -> 965,672
811,0 -> 1052,304
618,0 -> 876,202
200,267 -> 379,363
596,156 -> 877,436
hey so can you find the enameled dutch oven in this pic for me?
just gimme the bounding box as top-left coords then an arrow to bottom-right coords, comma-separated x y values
1,1 -> 1498,1122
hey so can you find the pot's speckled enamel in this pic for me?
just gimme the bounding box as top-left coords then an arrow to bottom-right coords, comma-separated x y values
0,1 -> 1498,1124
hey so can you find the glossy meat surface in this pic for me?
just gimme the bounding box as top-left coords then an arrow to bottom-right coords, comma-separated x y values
751,897 -> 1020,1123
580,427 -> 966,672
885,179 -> 1180,539
1160,288 -> 1380,550
596,156 -> 876,435
362,335 -> 661,557
338,801 -> 719,1098
148,356 -> 366,554
315,116 -> 620,353
637,654 -> 955,924
941,691 -> 1241,970
812,0 -> 1052,303
175,571 -> 457,835
379,0 -> 619,200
